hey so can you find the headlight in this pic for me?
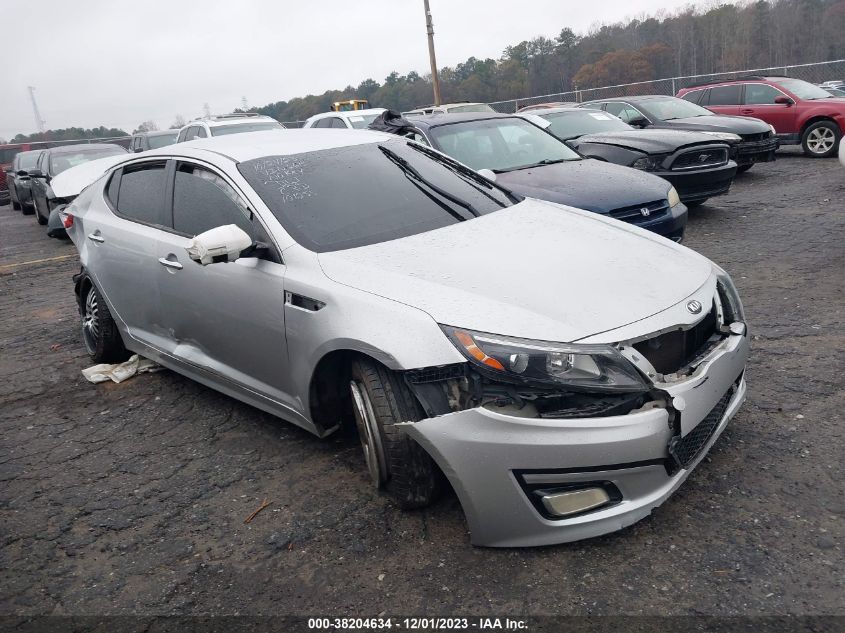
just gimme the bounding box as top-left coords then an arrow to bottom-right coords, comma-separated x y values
631,155 -> 662,170
667,186 -> 681,207
441,326 -> 648,392
768,124 -> 777,135
713,266 -> 746,323
699,131 -> 742,142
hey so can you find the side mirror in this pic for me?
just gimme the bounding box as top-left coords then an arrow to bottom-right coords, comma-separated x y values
628,117 -> 649,128
774,96 -> 794,106
186,224 -> 253,265
133,147 -> 144,153
477,168 -> 497,182
16,169 -> 29,177
28,169 -> 46,178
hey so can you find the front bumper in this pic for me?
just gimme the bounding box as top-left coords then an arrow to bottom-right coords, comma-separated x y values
402,330 -> 749,547
656,161 -> 737,204
734,138 -> 779,166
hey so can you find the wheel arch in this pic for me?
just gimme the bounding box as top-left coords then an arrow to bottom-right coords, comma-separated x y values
800,115 -> 841,137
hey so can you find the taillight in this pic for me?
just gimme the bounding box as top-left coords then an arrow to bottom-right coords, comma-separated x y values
61,212 -> 74,229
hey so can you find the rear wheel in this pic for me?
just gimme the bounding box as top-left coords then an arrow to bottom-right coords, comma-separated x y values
81,282 -> 129,363
801,121 -> 840,158
34,203 -> 47,225
349,358 -> 442,509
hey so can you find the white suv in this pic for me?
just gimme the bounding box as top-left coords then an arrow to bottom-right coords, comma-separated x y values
176,113 -> 285,142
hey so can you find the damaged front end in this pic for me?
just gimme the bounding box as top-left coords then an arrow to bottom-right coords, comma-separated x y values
398,274 -> 749,547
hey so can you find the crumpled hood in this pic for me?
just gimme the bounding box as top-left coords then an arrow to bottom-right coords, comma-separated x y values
50,154 -> 130,198
575,129 -> 729,154
494,159 -> 670,213
652,114 -> 770,135
318,198 -> 712,343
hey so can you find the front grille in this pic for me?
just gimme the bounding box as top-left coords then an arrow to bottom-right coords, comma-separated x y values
739,132 -> 770,143
609,199 -> 669,224
668,387 -> 733,469
633,305 -> 719,374
671,148 -> 729,170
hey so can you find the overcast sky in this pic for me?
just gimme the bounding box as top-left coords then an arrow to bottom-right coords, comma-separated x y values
0,0 -> 698,140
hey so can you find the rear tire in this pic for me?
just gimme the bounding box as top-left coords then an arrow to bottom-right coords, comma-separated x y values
34,204 -> 47,225
12,200 -> 21,211
801,120 -> 840,158
81,282 -> 129,364
736,164 -> 753,174
349,357 -> 442,509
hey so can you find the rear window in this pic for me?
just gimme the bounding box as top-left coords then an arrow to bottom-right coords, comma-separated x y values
210,121 -> 283,136
237,139 -> 514,252
0,148 -> 21,164
147,132 -> 178,149
16,151 -> 41,170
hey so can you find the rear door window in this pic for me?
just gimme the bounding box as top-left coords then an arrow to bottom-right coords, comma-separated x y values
113,162 -> 168,226
707,85 -> 742,106
681,89 -> 705,104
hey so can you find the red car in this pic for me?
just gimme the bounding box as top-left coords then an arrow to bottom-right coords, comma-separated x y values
678,76 -> 845,158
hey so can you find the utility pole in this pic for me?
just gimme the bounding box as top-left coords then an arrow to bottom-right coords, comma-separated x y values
28,86 -> 46,134
241,96 -> 249,111
203,102 -> 211,118
423,0 -> 442,106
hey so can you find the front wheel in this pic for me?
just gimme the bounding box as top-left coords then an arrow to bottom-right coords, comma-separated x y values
801,121 -> 840,158
736,164 -> 753,174
81,282 -> 129,363
34,203 -> 47,225
349,358 -> 442,509
12,200 -> 21,211
686,199 -> 708,208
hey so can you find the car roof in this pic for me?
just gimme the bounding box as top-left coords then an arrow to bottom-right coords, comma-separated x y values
185,114 -> 278,128
139,129 -> 396,162
307,108 -> 387,121
530,106 -> 601,116
135,129 -> 179,137
47,143 -> 126,155
583,95 -> 673,103
406,111 -> 515,129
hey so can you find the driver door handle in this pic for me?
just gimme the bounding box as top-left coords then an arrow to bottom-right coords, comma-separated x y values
740,109 -> 755,114
158,257 -> 183,270
87,233 -> 105,243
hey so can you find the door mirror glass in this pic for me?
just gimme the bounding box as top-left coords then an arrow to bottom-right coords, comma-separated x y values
186,224 -> 253,265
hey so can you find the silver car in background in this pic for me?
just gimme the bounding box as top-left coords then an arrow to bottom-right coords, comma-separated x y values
63,129 -> 749,547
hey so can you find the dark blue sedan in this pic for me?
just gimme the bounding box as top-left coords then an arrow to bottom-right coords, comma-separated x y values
375,112 -> 688,242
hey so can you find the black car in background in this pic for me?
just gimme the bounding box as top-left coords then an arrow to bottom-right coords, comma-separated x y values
375,111 -> 689,241
527,107 -> 737,207
28,143 -> 127,225
579,95 -> 778,172
5,150 -> 43,212
129,129 -> 179,152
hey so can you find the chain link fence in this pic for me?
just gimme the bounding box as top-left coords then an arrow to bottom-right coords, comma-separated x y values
489,59 -> 845,113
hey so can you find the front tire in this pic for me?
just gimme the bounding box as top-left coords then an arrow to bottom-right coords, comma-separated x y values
12,200 -> 21,211
736,164 -> 753,174
349,358 -> 442,509
81,282 -> 129,363
686,198 -> 708,208
801,121 -> 840,158
34,203 -> 47,225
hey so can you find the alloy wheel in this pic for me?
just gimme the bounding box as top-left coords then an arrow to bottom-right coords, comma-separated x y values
81,288 -> 100,355
807,127 -> 836,155
350,380 -> 388,487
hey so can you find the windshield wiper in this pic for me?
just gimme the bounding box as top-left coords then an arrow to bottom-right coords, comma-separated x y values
405,142 -> 522,204
494,157 -> 570,173
378,145 -> 478,220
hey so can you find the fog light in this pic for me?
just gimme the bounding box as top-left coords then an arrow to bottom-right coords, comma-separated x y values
540,487 -> 611,518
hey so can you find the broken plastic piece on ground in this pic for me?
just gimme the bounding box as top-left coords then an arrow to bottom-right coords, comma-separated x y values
82,354 -> 163,384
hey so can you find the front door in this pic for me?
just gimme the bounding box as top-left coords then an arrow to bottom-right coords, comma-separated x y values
154,160 -> 293,409
740,83 -> 798,135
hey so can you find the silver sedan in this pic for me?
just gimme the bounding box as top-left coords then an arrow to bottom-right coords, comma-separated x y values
62,129 -> 749,547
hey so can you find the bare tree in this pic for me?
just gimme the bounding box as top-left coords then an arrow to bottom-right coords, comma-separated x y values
133,120 -> 159,134
170,114 -> 186,129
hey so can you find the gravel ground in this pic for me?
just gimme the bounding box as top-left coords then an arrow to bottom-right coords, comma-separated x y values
1,148 -> 843,620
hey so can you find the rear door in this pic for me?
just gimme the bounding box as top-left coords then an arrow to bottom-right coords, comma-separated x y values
83,160 -> 171,349
153,159 -> 292,406
700,84 -> 742,116
740,83 -> 798,134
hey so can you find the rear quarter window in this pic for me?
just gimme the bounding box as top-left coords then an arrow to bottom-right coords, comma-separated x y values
113,162 -> 168,227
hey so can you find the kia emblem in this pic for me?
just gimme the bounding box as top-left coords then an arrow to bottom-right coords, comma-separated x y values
686,300 -> 703,314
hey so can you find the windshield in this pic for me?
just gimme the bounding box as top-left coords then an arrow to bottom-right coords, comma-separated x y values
445,103 -> 496,113
428,117 -> 580,172
18,151 -> 41,169
636,97 -> 713,120
776,78 -> 835,100
540,110 -> 632,139
49,147 -> 126,175
347,113 -> 382,129
237,139 -> 515,252
211,121 -> 283,136
148,132 -> 179,149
